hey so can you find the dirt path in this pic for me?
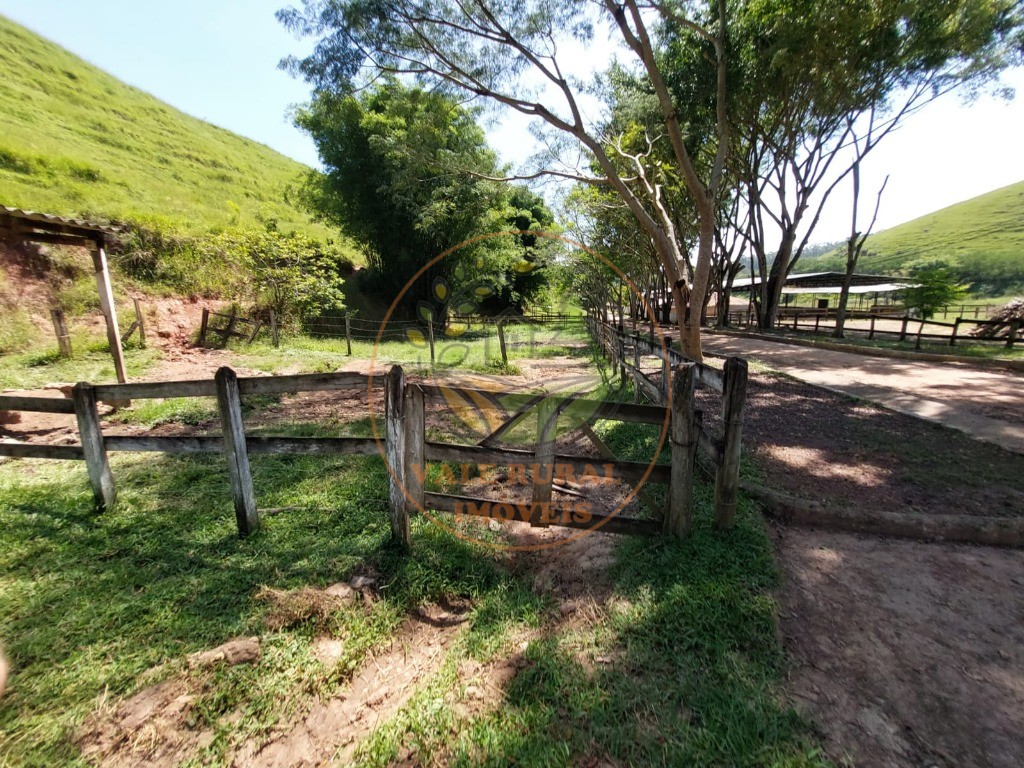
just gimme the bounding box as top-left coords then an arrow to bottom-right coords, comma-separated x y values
775,526 -> 1024,768
701,334 -> 1024,454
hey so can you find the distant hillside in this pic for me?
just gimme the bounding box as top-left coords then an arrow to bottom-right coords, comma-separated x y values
802,181 -> 1024,295
0,15 -> 327,238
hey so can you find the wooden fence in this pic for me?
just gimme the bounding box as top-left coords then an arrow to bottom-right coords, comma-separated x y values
0,356 -> 738,545
717,308 -> 1019,349
199,308 -> 279,348
0,370 -> 374,536
587,317 -> 749,528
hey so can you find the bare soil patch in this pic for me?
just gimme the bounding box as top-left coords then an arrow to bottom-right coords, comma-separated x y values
775,525 -> 1024,768
734,372 -> 1024,517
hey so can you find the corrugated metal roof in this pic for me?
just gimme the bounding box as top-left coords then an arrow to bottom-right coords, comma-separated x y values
0,206 -> 120,237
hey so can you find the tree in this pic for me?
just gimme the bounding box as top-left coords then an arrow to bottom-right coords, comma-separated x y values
904,262 -> 968,320
279,0 -> 732,361
197,226 -> 348,325
294,78 -> 508,315
726,0 -> 1021,330
832,164 -> 888,338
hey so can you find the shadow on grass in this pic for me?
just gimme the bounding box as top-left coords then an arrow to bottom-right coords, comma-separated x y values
0,445 -> 530,764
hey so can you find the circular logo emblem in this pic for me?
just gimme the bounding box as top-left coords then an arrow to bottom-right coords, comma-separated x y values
368,231 -> 672,550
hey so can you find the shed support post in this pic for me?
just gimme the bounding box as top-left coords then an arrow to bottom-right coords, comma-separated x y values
92,238 -> 127,383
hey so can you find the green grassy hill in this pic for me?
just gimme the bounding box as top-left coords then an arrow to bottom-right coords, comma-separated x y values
804,181 -> 1024,295
0,15 -> 326,237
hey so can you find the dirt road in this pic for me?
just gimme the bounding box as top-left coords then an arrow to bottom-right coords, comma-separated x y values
702,334 -> 1024,455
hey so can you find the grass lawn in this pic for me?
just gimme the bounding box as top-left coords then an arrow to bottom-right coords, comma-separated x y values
0,337 -> 161,390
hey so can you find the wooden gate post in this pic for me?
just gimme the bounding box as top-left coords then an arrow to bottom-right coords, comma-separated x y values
215,367 -> 258,537
51,308 -> 72,358
405,384 -> 426,513
949,317 -> 961,347
1007,319 -> 1020,349
713,357 -> 748,529
73,383 -> 116,511
427,319 -> 436,367
385,365 -> 411,547
632,340 -> 641,404
344,312 -> 352,356
665,364 -> 698,538
530,396 -> 558,527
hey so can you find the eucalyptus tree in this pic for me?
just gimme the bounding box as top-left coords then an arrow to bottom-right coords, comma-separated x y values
279,0 -> 732,360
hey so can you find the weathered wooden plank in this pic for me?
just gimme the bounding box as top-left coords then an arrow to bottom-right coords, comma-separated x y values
95,379 -> 217,401
422,492 -> 660,536
713,357 -> 748,529
105,436 -> 222,454
215,367 -> 258,537
0,395 -> 75,414
418,384 -> 668,425
423,441 -> 670,485
73,383 -> 116,511
0,441 -> 84,460
385,365 -> 411,547
92,243 -> 127,384
104,435 -> 378,456
236,371 -> 369,396
94,371 -> 371,402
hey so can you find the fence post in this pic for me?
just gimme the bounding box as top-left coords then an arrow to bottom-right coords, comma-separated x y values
632,340 -> 641,404
51,308 -> 72,358
199,308 -> 209,347
72,382 -> 116,511
915,321 -> 925,350
405,383 -> 426,513
385,365 -> 411,547
1007,319 -> 1020,349
868,315 -> 876,340
344,312 -> 352,356
497,318 -> 508,366
531,396 -> 557,527
215,367 -> 258,537
427,319 -> 436,367
665,363 -> 698,538
269,310 -> 280,348
133,298 -> 147,349
899,315 -> 909,342
950,317 -> 961,347
714,357 -> 748,529
661,353 -> 670,403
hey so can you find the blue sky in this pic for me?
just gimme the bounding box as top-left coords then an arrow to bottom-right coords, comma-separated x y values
2,0 -> 1023,244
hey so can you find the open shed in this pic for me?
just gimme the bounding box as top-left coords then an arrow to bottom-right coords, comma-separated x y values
0,207 -> 127,382
731,271 -> 914,295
